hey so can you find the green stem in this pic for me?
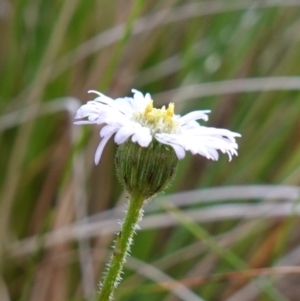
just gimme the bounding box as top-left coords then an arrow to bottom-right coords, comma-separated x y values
98,194 -> 145,301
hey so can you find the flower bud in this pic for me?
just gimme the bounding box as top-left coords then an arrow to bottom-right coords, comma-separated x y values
115,140 -> 178,199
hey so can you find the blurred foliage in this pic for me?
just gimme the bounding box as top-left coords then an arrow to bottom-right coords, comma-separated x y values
1,1 -> 300,301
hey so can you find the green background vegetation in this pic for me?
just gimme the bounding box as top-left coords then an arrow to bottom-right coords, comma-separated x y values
1,1 -> 300,301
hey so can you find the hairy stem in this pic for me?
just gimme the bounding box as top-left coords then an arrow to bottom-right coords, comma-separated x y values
97,194 -> 145,301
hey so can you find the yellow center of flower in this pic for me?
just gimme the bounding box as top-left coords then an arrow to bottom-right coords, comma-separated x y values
133,100 -> 178,134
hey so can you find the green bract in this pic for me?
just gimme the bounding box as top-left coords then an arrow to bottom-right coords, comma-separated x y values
115,140 -> 178,199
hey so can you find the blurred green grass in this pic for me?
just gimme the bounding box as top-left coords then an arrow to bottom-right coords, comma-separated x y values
1,1 -> 300,301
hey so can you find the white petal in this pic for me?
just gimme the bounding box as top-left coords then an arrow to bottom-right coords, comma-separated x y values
74,121 -> 94,125
198,127 -> 241,139
99,112 -> 130,127
100,125 -> 119,138
180,120 -> 201,130
114,126 -> 136,144
145,93 -> 152,102
88,90 -> 131,116
179,110 -> 210,125
94,134 -> 112,165
157,127 -> 240,161
169,143 -> 186,159
137,135 -> 152,147
132,89 -> 147,102
88,114 -> 100,121
75,104 -> 99,119
113,98 -> 135,115
155,134 -> 186,159
88,90 -> 102,96
196,145 -> 219,160
131,127 -> 152,147
94,126 -> 118,164
131,89 -> 151,111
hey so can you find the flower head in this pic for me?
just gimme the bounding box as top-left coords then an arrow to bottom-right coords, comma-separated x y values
74,89 -> 241,165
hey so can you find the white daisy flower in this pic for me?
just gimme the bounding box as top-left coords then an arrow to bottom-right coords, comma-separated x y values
74,89 -> 241,165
